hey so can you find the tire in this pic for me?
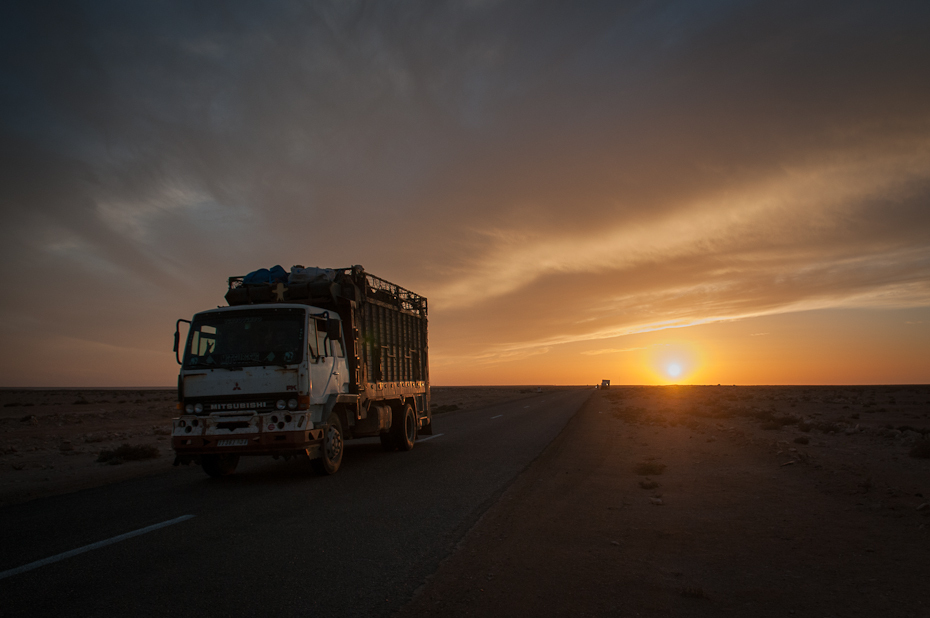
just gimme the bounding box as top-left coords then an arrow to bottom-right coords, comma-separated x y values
392,403 -> 417,452
201,454 -> 239,478
312,412 -> 344,475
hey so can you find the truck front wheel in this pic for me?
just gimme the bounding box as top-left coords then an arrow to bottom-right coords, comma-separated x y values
312,412 -> 344,475
201,454 -> 239,478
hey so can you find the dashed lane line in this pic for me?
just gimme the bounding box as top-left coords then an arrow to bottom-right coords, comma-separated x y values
491,414 -> 504,419
0,514 -> 196,581
418,433 -> 444,442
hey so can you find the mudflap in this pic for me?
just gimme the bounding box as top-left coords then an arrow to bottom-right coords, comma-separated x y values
419,417 -> 433,435
304,444 -> 323,460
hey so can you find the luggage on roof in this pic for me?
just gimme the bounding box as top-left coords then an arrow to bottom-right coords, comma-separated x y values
288,266 -> 335,286
242,265 -> 288,285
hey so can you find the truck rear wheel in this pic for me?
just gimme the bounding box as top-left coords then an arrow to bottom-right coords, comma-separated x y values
312,412 -> 344,475
393,403 -> 417,451
201,454 -> 239,478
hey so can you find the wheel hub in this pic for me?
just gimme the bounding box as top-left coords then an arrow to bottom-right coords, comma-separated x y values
325,425 -> 343,460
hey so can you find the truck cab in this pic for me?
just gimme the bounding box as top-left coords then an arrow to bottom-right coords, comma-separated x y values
173,304 -> 349,476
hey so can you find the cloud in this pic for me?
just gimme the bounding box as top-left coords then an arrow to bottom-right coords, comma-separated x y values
1,0 -> 929,383
429,144 -> 930,310
580,347 -> 646,355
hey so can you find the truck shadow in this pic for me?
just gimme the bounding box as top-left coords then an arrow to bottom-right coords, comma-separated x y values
185,439 -> 407,487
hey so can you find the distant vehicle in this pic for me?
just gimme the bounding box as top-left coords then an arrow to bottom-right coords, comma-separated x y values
172,265 -> 430,477
600,380 -> 611,389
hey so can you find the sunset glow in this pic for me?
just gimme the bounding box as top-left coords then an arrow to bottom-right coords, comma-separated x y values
0,2 -> 929,386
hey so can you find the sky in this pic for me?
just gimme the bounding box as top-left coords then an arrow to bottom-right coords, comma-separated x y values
1,0 -> 929,387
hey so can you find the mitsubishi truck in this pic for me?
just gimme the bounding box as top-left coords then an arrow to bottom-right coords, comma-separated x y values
171,265 -> 430,477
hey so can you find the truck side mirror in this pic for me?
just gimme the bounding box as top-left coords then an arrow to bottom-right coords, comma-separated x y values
175,319 -> 191,365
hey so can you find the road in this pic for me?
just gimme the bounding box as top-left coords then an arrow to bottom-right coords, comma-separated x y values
0,388 -> 590,617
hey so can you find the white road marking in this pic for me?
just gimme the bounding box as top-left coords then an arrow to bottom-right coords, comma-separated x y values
524,406 -> 530,408
491,414 -> 503,419
418,433 -> 444,442
0,514 -> 196,581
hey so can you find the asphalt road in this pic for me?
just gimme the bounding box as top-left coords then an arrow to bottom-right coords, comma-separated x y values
0,388 -> 590,617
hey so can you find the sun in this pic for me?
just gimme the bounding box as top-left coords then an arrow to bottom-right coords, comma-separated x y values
648,343 -> 701,383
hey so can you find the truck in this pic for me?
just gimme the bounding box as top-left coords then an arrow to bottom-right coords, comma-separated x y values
171,265 -> 430,477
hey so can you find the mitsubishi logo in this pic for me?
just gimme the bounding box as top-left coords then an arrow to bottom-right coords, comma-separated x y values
233,382 -> 242,391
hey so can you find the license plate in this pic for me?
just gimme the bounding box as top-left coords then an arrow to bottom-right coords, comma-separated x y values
217,439 -> 249,447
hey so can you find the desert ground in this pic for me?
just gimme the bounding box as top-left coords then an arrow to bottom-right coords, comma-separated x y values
399,385 -> 930,617
3,384 -> 929,615
0,386 -> 547,506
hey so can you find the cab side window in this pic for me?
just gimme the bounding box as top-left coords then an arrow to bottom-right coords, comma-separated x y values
307,319 -> 318,357
316,319 -> 329,356
190,325 -> 216,356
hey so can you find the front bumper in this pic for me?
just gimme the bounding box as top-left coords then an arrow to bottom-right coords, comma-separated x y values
171,412 -> 323,456
172,428 -> 324,455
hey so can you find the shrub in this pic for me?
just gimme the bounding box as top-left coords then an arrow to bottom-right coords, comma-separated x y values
815,421 -> 842,434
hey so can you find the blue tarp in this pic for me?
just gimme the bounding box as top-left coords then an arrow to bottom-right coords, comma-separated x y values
243,265 -> 288,285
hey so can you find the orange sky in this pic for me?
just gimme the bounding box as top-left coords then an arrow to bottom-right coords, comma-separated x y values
1,2 -> 929,386
431,307 -> 930,386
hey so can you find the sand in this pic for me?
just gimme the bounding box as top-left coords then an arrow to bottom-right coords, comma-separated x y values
398,385 -> 930,617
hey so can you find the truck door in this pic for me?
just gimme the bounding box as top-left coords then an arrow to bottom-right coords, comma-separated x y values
330,323 -> 348,394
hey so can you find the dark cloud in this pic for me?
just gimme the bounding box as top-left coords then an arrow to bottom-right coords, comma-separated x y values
1,0 -> 928,383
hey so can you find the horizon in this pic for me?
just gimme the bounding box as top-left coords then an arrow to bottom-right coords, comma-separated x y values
3,383 -> 929,391
1,1 -> 929,387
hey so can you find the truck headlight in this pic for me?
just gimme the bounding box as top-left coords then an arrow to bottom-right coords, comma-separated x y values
194,403 -> 204,414
287,399 -> 298,410
276,400 -> 286,410
185,404 -> 194,413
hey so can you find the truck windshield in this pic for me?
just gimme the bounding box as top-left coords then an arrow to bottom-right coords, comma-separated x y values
184,309 -> 305,368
